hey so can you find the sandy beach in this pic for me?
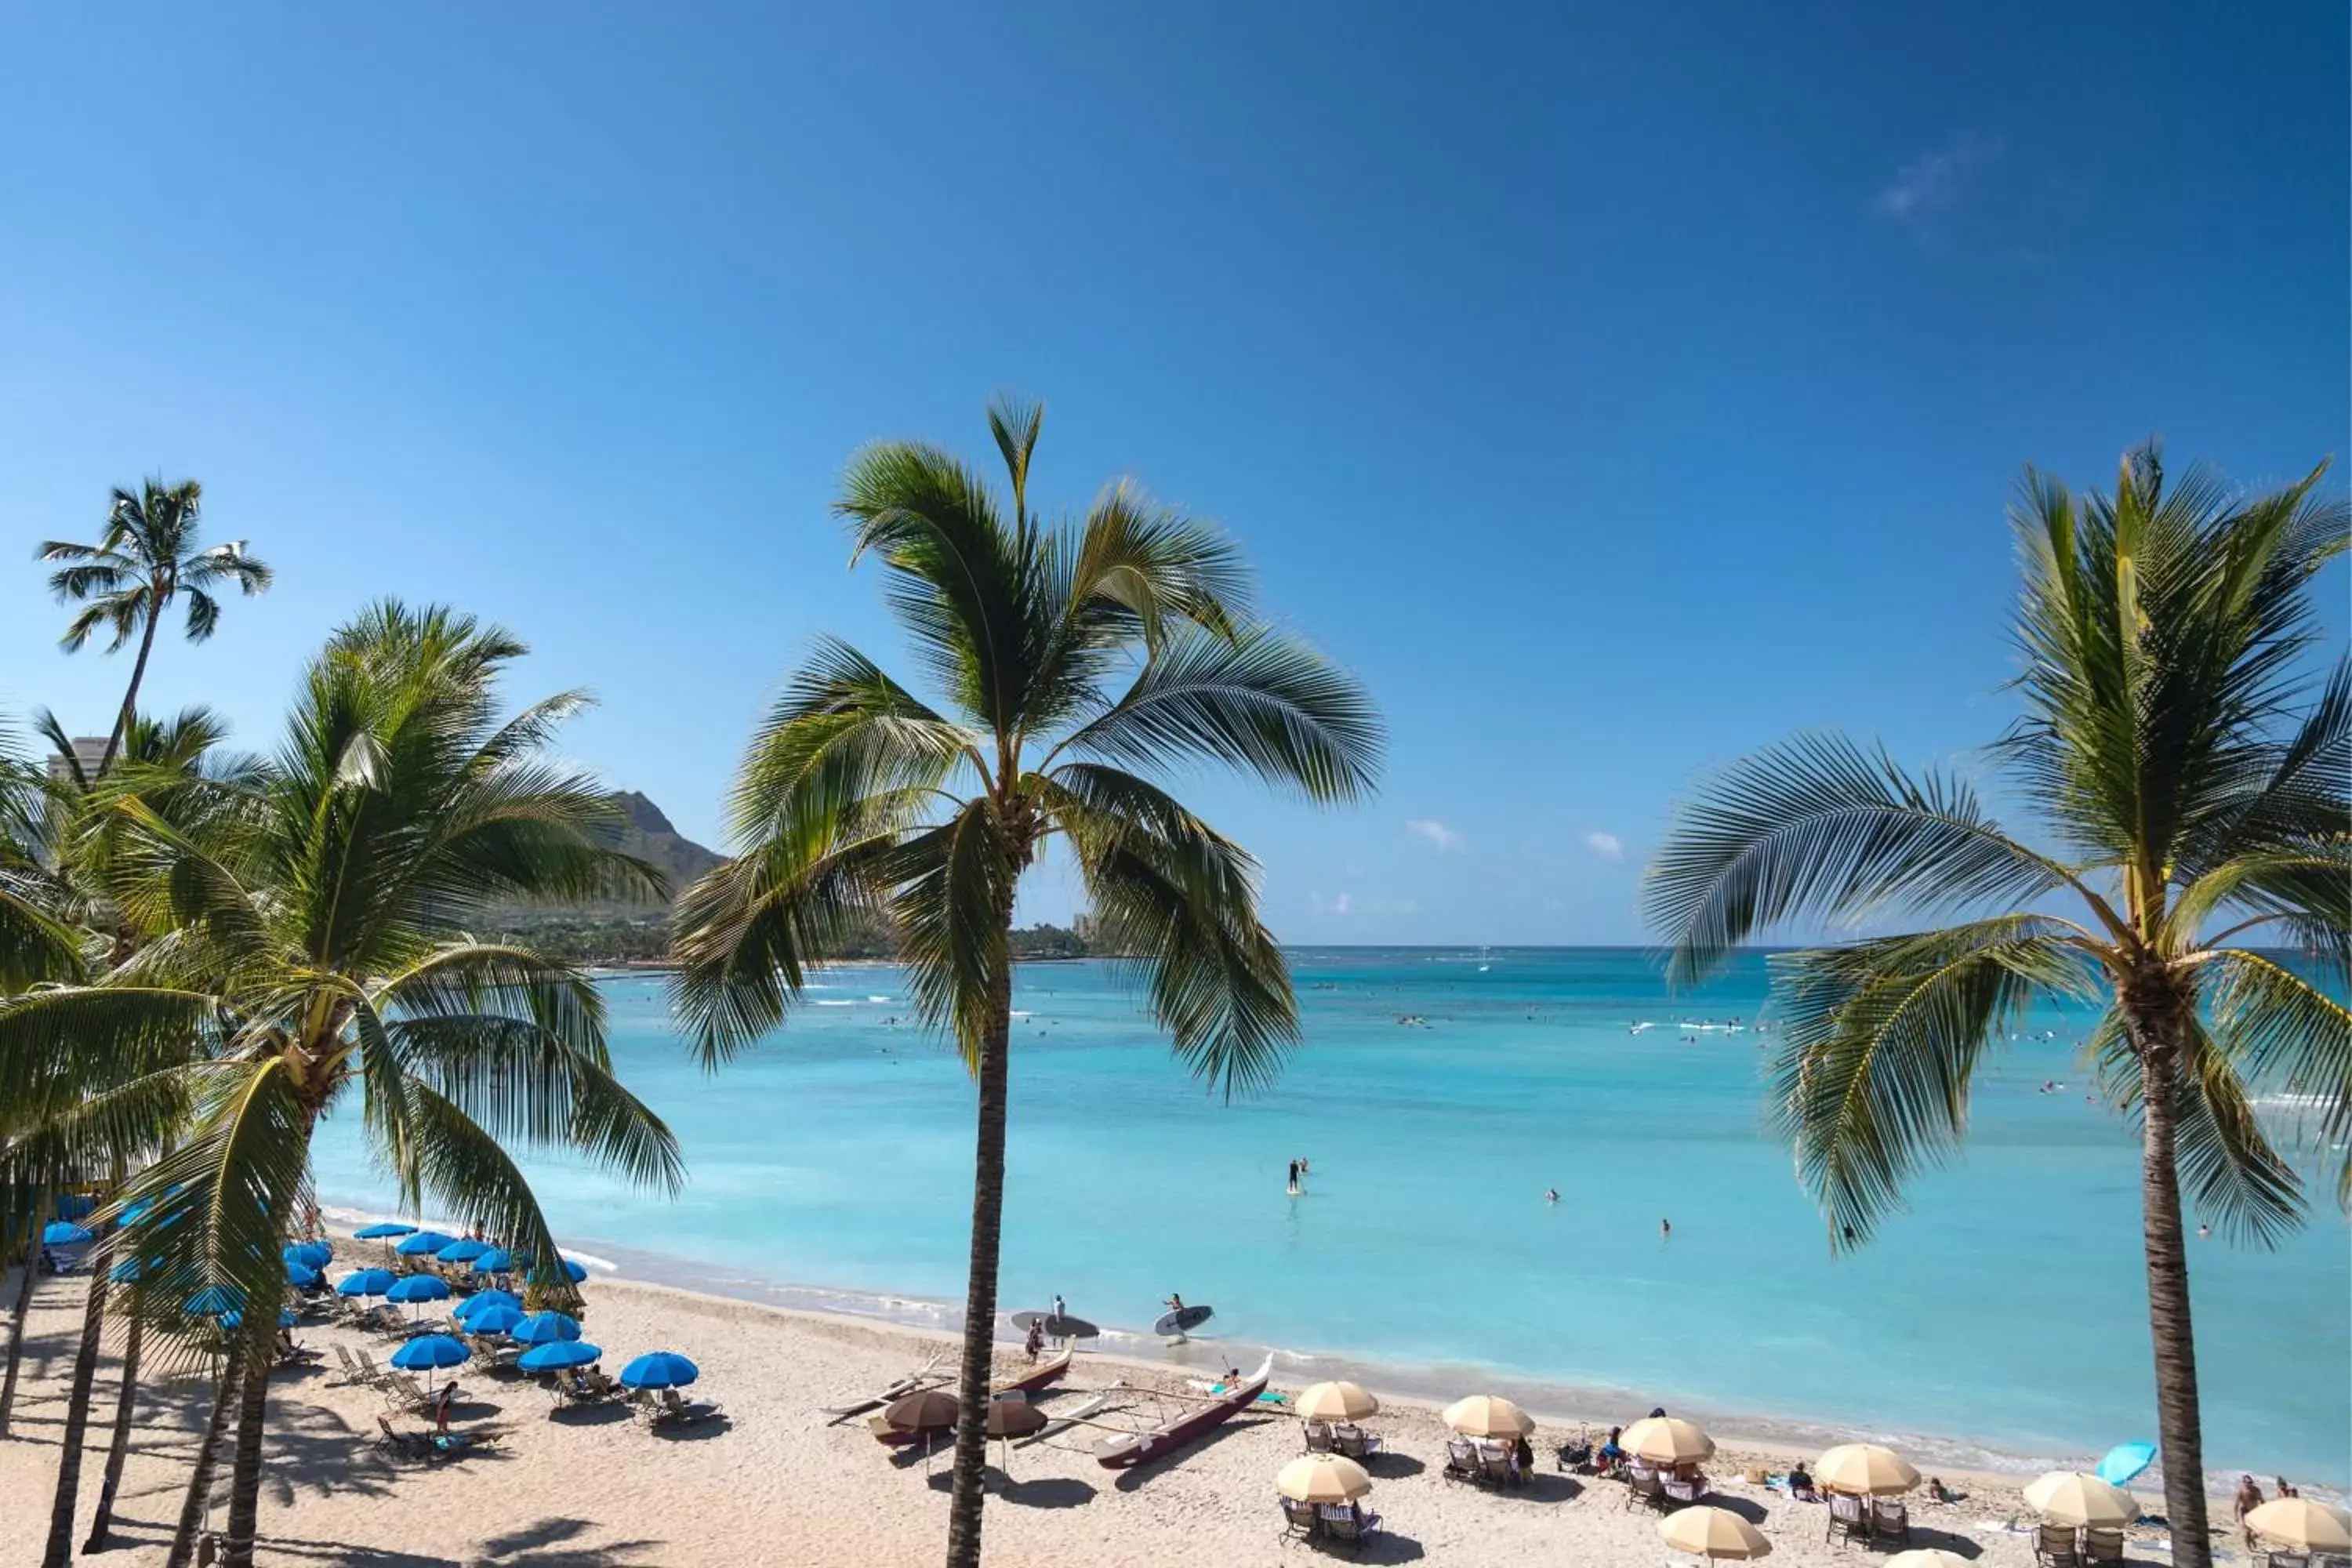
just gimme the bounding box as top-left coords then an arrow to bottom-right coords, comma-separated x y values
0,1258 -> 2227,1568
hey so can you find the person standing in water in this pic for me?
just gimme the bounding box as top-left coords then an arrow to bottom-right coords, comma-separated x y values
1661,1217 -> 1671,1240
1287,1159 -> 1301,1195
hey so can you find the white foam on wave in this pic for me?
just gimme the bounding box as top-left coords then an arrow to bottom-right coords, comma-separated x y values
867,995 -> 892,1004
814,1000 -> 858,1007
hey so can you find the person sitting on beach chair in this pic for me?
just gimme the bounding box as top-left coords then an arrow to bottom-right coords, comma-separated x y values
1786,1459 -> 1820,1501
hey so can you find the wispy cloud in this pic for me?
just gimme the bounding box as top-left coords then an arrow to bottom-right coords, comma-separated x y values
1582,830 -> 1625,862
1405,818 -> 1466,853
1876,132 -> 2004,237
1312,891 -> 1420,918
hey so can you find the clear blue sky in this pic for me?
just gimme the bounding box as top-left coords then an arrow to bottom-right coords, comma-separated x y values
2,2 -> 2343,943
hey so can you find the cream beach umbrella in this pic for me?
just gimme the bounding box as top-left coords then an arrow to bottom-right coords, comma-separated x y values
1296,1381 -> 1380,1423
2024,1471 -> 2134,1527
2245,1499 -> 2352,1553
1816,1443 -> 1921,1496
1276,1454 -> 1374,1504
1885,1551 -> 1974,1568
1443,1394 -> 1534,1438
1622,1415 -> 1716,1465
1660,1505 -> 1773,1559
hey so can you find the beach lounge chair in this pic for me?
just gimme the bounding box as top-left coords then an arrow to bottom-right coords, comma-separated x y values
649,1387 -> 719,1427
2081,1530 -> 2124,1566
1331,1424 -> 1381,1460
2265,1555 -> 2314,1568
352,1348 -> 396,1388
1443,1438 -> 1481,1484
1477,1443 -> 1516,1488
1319,1504 -> 1380,1548
1303,1421 -> 1335,1453
1625,1468 -> 1668,1512
1828,1491 -> 1872,1544
2034,1523 -> 2083,1568
1279,1497 -> 1320,1541
1871,1497 -> 1911,1545
375,1415 -> 433,1461
1664,1473 -> 1707,1507
329,1345 -> 368,1386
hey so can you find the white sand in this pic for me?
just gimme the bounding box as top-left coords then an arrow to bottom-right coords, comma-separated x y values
0,1262 -> 2209,1567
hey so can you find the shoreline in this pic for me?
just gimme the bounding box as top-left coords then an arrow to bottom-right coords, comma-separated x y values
318,1200 -> 2321,1498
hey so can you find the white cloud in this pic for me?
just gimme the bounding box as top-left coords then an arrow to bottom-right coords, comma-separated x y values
1405,818 -> 1466,853
1583,830 -> 1625,862
1311,891 -> 1419,918
1876,132 -> 2004,233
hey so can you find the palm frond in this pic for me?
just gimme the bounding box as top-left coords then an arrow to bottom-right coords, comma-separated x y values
837,437 -> 1046,732
1054,624 -> 1381,804
396,1082 -> 580,1311
1649,734 -> 2084,985
1769,920 -> 2093,1247
2201,949 -> 2352,1204
889,799 -> 1014,1066
1040,766 -> 1298,1098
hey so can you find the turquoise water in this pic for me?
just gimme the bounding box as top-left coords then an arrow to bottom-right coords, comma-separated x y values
310,948 -> 2350,1483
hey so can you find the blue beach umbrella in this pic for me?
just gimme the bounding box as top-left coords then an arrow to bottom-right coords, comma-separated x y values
354,1222 -> 416,1240
387,1274 -> 451,1305
183,1284 -> 246,1318
452,1288 -> 521,1325
2096,1442 -> 2157,1488
108,1256 -> 153,1285
525,1258 -> 589,1285
285,1240 -> 333,1269
618,1352 -> 698,1390
53,1194 -> 97,1220
285,1261 -> 320,1289
510,1310 -> 582,1345
517,1339 -> 601,1374
394,1230 -> 456,1257
460,1302 -> 523,1336
336,1268 -> 395,1298
392,1332 -> 471,1393
436,1238 -> 488,1264
42,1221 -> 93,1247
469,1248 -> 512,1274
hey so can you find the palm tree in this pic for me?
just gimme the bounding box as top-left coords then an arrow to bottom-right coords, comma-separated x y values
40,477 -> 272,780
7,709 -> 259,1563
0,601 -> 685,1568
1645,445 -> 2348,1568
673,397 -> 1381,1568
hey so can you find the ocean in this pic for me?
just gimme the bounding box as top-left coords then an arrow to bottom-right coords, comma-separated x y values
309,947 -> 2350,1484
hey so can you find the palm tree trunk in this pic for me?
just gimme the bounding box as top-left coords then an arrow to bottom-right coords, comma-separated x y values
96,597 -> 162,779
0,1200 -> 45,1437
165,1359 -> 240,1568
84,1312 -> 143,1552
41,1259 -> 111,1567
2134,1029 -> 2212,1568
942,928 -> 1015,1568
219,1342 -> 273,1568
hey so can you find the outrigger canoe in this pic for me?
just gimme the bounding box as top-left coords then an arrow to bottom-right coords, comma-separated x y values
820,1356 -> 946,1421
1091,1355 -> 1272,1469
868,1349 -> 1073,1444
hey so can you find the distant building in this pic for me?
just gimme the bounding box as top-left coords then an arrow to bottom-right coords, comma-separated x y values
1073,912 -> 1099,945
46,735 -> 107,785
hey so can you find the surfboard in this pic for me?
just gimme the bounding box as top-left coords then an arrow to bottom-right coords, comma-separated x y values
1152,1304 -> 1214,1336
1010,1310 -> 1100,1340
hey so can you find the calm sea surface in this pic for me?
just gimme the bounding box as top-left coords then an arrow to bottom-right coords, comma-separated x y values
310,948 -> 2350,1482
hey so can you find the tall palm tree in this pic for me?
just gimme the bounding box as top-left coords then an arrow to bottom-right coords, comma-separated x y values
673,397 -> 1381,1568
1645,445 -> 2348,1568
40,478 -> 272,780
0,601 -> 684,1568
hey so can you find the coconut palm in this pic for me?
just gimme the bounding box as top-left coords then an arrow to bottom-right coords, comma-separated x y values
0,601 -> 684,1568
672,397 -> 1381,1568
1645,445 -> 2348,1568
40,477 -> 271,780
